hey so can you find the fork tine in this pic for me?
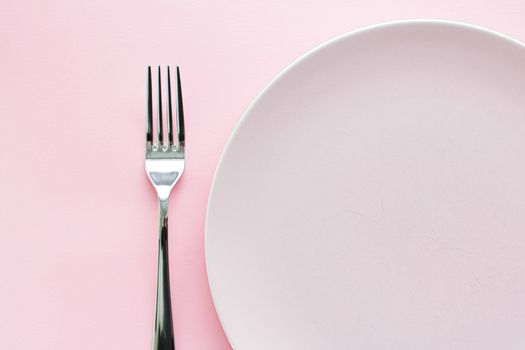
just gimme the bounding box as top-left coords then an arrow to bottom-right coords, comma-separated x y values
157,66 -> 164,146
175,66 -> 185,149
146,66 -> 153,143
166,66 -> 174,146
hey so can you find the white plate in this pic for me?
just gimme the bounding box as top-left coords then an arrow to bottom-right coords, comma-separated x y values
206,20 -> 525,349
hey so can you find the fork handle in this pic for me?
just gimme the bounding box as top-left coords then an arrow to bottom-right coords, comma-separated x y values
152,198 -> 175,350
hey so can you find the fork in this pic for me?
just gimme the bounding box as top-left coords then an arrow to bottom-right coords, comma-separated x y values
145,66 -> 185,350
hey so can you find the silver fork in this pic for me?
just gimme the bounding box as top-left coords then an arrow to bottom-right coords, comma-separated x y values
145,66 -> 185,350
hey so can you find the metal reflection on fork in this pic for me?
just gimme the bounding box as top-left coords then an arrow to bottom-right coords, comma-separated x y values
145,66 -> 185,350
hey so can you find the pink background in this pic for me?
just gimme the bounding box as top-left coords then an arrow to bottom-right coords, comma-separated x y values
1,1 -> 525,349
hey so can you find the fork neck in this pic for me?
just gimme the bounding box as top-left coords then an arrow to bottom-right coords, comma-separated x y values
158,198 -> 169,220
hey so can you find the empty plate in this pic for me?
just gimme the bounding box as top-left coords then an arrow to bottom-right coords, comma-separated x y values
206,20 -> 525,349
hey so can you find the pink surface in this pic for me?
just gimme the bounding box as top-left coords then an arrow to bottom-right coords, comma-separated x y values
1,1 -> 525,349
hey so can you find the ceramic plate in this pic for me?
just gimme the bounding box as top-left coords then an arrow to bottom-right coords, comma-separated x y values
206,20 -> 525,349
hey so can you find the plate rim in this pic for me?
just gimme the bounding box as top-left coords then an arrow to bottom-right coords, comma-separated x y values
204,18 -> 525,348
